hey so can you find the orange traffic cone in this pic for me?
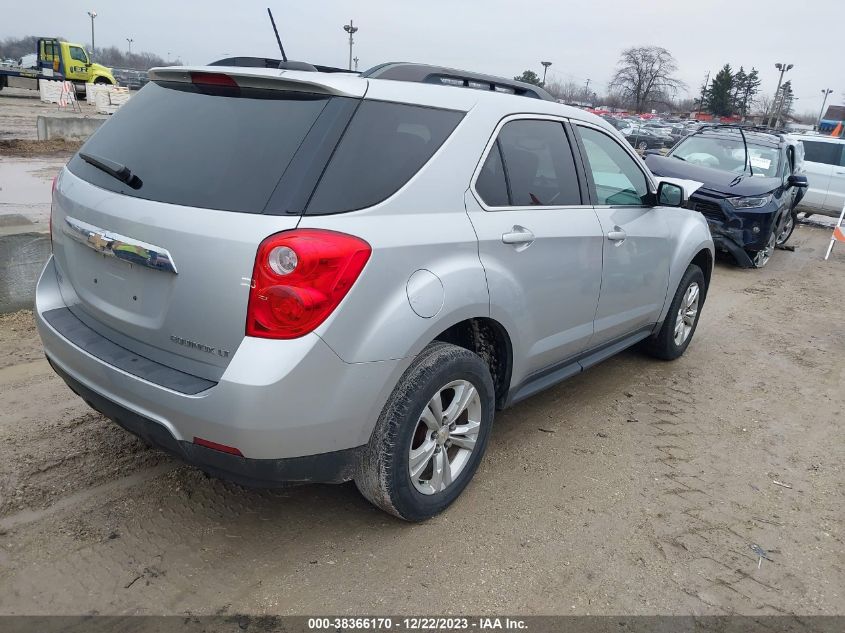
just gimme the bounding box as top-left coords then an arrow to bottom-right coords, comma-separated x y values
832,122 -> 844,138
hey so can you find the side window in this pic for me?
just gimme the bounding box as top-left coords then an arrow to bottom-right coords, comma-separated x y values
475,141 -> 509,207
494,119 -> 581,206
306,100 -> 464,214
69,46 -> 88,64
802,141 -> 841,166
577,126 -> 650,205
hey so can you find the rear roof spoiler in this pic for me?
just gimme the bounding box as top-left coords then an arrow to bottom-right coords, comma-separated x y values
147,66 -> 367,98
209,56 -> 354,74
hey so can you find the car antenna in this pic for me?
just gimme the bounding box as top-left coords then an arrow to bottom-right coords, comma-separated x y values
267,7 -> 288,62
737,126 -> 753,177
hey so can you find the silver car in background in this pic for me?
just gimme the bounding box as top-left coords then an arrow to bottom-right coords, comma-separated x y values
36,62 -> 714,520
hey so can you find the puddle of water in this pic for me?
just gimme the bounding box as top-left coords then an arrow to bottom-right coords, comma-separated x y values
0,158 -> 65,224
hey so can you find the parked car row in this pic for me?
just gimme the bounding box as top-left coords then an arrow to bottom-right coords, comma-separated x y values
112,68 -> 149,90
599,114 -> 707,151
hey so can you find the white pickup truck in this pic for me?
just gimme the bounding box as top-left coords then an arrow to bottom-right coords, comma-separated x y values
792,134 -> 845,218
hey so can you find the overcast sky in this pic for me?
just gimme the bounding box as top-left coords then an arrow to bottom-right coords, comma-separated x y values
4,0 -> 839,116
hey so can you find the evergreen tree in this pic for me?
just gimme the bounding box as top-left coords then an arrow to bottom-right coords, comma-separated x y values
514,70 -> 542,86
706,64 -> 735,116
731,66 -> 747,114
740,68 -> 761,117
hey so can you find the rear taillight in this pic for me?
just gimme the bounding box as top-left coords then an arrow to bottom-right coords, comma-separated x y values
246,229 -> 371,339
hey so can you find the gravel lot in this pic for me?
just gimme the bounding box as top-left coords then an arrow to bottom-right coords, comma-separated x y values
0,224 -> 842,616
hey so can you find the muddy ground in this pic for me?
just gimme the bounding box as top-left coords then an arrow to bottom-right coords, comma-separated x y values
0,223 -> 842,616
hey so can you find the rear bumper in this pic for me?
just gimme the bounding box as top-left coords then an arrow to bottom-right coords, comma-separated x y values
36,256 -> 409,474
49,359 -> 362,485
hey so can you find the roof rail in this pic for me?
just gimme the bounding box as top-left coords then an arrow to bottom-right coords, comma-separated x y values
699,123 -> 786,138
361,62 -> 556,101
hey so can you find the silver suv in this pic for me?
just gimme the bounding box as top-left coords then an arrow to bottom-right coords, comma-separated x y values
36,63 -> 714,521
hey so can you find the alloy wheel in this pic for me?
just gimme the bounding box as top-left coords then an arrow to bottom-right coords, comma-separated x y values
776,214 -> 794,246
409,380 -> 482,495
673,281 -> 700,346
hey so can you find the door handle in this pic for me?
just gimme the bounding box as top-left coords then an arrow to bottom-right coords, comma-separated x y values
607,228 -> 627,243
502,226 -> 535,246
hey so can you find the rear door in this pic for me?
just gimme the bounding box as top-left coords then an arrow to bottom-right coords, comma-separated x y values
573,123 -> 672,345
52,76 -> 363,380
465,116 -> 603,379
798,139 -> 839,212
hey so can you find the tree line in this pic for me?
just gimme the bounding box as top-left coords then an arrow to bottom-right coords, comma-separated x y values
0,35 -> 179,70
513,47 -> 795,121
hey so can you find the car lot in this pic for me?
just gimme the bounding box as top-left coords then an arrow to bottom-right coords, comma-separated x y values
1,223 -> 842,615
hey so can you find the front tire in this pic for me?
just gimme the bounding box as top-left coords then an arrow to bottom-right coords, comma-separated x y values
776,212 -> 796,246
355,342 -> 495,521
644,264 -> 705,360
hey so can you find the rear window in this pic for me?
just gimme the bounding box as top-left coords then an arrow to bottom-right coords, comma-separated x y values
305,101 -> 464,214
68,81 -> 338,213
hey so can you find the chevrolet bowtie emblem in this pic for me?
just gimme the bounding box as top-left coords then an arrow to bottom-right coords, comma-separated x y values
87,232 -> 111,251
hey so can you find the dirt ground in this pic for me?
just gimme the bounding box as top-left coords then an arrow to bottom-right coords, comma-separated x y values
0,224 -> 842,616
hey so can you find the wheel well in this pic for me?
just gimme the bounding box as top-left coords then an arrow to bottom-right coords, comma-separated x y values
434,318 -> 512,410
691,249 -> 712,298
93,76 -> 112,84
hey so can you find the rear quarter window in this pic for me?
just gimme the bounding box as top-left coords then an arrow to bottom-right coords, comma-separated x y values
305,101 -> 464,214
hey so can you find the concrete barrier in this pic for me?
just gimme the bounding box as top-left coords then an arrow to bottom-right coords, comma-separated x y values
0,230 -> 50,314
36,115 -> 105,141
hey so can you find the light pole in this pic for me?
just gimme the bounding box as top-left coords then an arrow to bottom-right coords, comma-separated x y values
126,38 -> 133,55
540,61 -> 552,86
767,62 -> 793,127
353,56 -> 359,72
343,20 -> 358,71
87,10 -> 97,54
818,89 -> 833,129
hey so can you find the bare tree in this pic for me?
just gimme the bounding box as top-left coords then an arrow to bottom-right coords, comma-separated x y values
609,46 -> 684,113
543,78 -> 582,103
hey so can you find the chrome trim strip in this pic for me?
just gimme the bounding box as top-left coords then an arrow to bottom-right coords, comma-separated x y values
63,216 -> 178,274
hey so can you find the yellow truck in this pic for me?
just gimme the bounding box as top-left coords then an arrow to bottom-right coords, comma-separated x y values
0,37 -> 115,97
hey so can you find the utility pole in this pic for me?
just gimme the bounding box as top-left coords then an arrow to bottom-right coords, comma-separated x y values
697,71 -> 710,117
126,38 -> 133,54
353,56 -> 359,72
87,10 -> 97,54
766,62 -> 793,127
540,61 -> 552,86
343,20 -> 358,71
818,89 -> 833,129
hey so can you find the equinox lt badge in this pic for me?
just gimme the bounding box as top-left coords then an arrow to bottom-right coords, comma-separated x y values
170,335 -> 230,358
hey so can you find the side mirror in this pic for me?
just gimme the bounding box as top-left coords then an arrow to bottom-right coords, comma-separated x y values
644,149 -> 662,156
657,181 -> 685,207
787,174 -> 808,188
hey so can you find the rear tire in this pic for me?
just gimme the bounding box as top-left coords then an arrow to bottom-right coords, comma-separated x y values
355,342 -> 495,521
644,264 -> 705,361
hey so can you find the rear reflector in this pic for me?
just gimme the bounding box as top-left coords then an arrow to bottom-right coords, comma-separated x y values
193,437 -> 244,457
189,72 -> 239,88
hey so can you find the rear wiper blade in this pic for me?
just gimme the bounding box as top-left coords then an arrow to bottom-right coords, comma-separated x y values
79,151 -> 142,189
